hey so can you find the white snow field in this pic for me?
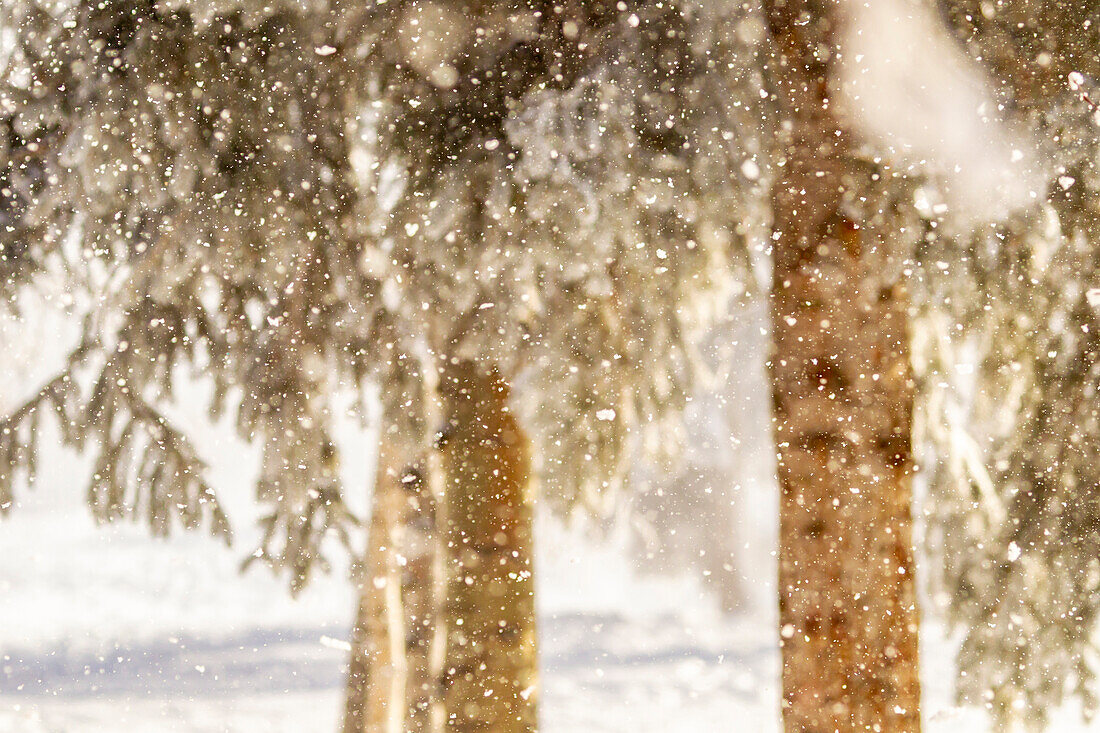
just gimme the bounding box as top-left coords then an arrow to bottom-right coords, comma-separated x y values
0,458 -> 1090,733
0,446 -> 779,733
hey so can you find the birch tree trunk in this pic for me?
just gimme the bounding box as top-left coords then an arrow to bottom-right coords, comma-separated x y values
438,361 -> 538,733
344,435 -> 441,733
343,359 -> 536,733
764,1 -> 922,730
344,439 -> 408,733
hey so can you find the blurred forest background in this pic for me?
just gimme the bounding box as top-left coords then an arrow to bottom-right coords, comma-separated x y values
3,0 -> 1100,731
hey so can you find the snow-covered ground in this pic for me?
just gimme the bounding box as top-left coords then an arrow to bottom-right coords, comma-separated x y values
0,458 -> 1089,733
0,447 -> 780,733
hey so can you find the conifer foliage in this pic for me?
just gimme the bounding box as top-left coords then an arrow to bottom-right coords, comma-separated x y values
916,1 -> 1100,727
0,0 -> 766,730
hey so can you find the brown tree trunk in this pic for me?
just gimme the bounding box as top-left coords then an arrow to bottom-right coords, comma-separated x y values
764,2 -> 922,731
438,361 -> 538,733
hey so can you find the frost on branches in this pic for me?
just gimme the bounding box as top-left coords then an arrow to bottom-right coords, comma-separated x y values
915,1 -> 1100,727
0,0 -> 768,605
353,0 -> 768,508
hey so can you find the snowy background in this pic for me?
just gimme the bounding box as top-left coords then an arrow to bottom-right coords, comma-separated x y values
0,291 -> 1090,733
0,410 -> 1090,732
0,433 -> 1036,732
0,0 -> 1081,731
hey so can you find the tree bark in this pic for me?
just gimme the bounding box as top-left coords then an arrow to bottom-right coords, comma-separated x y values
344,439 -> 405,733
438,361 -> 538,733
344,436 -> 441,733
344,361 -> 538,733
764,2 -> 922,731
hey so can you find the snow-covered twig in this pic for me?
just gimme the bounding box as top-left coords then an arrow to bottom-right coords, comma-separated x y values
1068,72 -> 1099,114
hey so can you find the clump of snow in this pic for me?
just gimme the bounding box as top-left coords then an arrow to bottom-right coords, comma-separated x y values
837,0 -> 1045,224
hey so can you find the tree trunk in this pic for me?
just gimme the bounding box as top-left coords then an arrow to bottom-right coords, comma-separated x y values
438,361 -> 538,733
344,438 -> 407,733
764,2 -> 922,731
344,435 -> 441,733
345,362 -> 538,733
